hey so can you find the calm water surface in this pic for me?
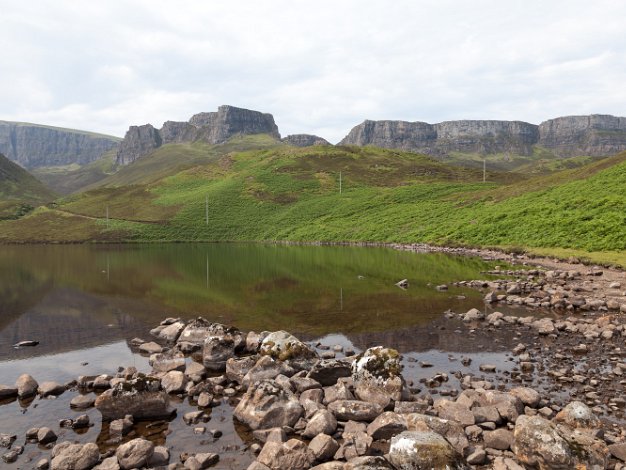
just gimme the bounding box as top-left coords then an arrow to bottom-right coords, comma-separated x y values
0,244 -> 526,468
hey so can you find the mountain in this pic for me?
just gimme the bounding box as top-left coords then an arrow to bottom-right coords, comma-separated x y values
116,105 -> 281,165
0,121 -> 121,168
340,114 -> 626,158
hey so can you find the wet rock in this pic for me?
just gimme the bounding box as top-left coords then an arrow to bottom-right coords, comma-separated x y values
158,321 -> 186,342
197,392 -> 213,408
116,438 -> 154,470
308,434 -> 340,462
36,458 -> 50,470
242,355 -> 296,389
259,331 -> 318,369
234,379 -> 304,430
162,371 -> 188,394
70,394 -> 95,409
185,361 -> 207,382
532,318 -> 555,335
308,359 -> 353,386
110,415 -> 133,438
95,376 -> 173,420
16,373 -> 38,398
366,411 -> 408,440
50,442 -> 100,470
257,439 -> 315,470
38,381 -> 66,397
463,308 -> 484,321
226,356 -> 258,384
150,351 -> 186,373
388,430 -> 467,470
0,433 -> 16,448
139,341 -> 163,354
352,347 -> 405,408
303,409 -> 337,438
328,400 -> 383,422
2,450 -> 18,463
203,335 -> 236,372
72,414 -> 90,429
554,401 -> 601,429
37,427 -> 57,444
0,385 -> 18,399
184,453 -> 218,469
323,381 -> 355,404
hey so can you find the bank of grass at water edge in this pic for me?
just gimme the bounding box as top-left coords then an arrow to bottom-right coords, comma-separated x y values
1,141 -> 625,267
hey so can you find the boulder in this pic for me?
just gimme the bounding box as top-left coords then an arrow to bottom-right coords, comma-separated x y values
16,374 -> 38,398
259,331 -> 318,369
0,385 -> 18,399
161,371 -> 187,394
388,431 -> 468,470
37,427 -> 57,444
324,381 -> 355,404
302,409 -> 337,438
257,439 -> 315,470
50,442 -> 100,470
203,336 -> 236,372
38,381 -> 66,397
344,456 -> 395,469
150,351 -> 185,374
93,457 -> 120,469
234,380 -> 304,430
109,416 -> 133,438
95,376 -> 173,420
403,413 -> 469,457
242,355 -> 296,389
328,400 -> 383,422
226,356 -> 258,384
308,359 -> 353,386
352,347 -> 405,408
178,318 -> 243,348
70,394 -> 95,409
157,321 -> 186,342
138,341 -> 162,354
512,415 -> 578,469
434,399 -> 475,426
308,434 -> 340,462
554,401 -> 601,429
147,446 -> 170,467
116,438 -> 154,470
484,429 -> 514,450
509,387 -> 541,408
367,411 -> 408,440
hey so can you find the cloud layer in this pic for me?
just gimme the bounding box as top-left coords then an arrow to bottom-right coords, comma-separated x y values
1,0 -> 625,142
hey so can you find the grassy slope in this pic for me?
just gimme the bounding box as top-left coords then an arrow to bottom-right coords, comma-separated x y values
1,138 -> 624,265
32,149 -> 119,195
0,153 -> 57,219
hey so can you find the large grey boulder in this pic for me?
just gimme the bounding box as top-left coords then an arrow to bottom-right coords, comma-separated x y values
554,401 -> 601,429
16,374 -> 38,398
388,430 -> 468,469
257,439 -> 315,470
234,380 -> 304,430
115,438 -> 154,470
157,321 -> 186,342
308,359 -> 353,386
259,331 -> 318,369
242,355 -> 296,389
352,347 -> 406,408
202,336 -> 236,372
50,442 -> 100,470
403,413 -> 470,457
327,400 -> 383,422
95,376 -> 173,420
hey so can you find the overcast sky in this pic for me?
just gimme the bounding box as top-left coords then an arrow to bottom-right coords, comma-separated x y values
1,1 -> 625,143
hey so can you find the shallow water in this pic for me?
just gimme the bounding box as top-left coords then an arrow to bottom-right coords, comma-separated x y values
0,243 -> 525,468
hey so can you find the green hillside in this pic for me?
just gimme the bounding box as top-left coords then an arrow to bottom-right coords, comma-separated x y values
0,153 -> 56,219
1,137 -> 624,265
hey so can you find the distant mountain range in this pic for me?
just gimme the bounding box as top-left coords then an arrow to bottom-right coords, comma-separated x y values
1,107 -> 626,172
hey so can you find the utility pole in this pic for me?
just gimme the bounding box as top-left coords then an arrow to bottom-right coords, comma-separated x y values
483,160 -> 486,183
339,171 -> 342,194
106,205 -> 109,227
205,195 -> 208,226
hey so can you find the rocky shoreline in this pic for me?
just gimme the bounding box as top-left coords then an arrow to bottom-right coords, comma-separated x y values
1,256 -> 626,469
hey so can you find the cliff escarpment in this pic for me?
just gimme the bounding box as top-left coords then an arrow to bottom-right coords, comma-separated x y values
116,105 -> 281,165
0,121 -> 120,168
340,114 -> 626,158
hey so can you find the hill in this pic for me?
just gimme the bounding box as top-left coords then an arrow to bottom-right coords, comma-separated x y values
0,138 -> 624,265
0,153 -> 56,219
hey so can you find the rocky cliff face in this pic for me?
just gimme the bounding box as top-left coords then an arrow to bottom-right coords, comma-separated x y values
538,115 -> 626,157
116,105 -> 281,165
0,121 -> 120,168
282,134 -> 330,147
340,115 -> 626,157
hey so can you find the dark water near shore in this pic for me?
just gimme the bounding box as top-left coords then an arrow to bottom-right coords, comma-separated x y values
0,243 -> 527,468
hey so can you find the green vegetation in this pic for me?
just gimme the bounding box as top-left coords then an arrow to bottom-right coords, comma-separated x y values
1,136 -> 625,266
0,153 -> 56,219
32,149 -> 119,195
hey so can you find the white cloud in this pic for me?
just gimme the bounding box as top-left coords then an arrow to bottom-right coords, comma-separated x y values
0,0 -> 625,143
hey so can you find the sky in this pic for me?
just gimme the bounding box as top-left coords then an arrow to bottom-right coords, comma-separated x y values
1,0 -> 625,143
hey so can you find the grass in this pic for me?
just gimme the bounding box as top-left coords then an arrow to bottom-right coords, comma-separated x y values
1,137 -> 625,266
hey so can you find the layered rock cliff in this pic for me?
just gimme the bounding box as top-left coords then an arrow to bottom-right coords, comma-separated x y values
116,105 -> 281,165
281,134 -> 330,147
340,114 -> 626,157
0,121 -> 120,168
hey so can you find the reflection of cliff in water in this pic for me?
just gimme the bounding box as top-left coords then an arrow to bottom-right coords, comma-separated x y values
0,288 -> 154,361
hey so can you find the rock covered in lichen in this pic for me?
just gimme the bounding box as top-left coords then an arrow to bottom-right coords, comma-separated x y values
351,346 -> 406,408
95,376 -> 173,420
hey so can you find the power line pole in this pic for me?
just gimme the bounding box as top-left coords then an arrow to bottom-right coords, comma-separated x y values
483,160 -> 486,183
106,205 -> 109,227
339,171 -> 342,194
205,195 -> 208,226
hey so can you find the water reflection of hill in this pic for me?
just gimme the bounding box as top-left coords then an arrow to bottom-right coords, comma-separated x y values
0,288 -> 154,360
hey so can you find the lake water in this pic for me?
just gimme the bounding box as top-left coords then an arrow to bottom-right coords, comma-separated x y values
0,244 -> 528,468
